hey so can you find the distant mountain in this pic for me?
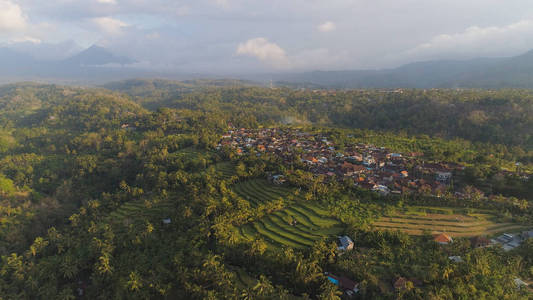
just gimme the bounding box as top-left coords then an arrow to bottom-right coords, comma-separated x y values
272,50 -> 533,89
62,45 -> 136,67
0,45 -> 145,84
0,48 -> 38,71
5,43 -> 533,88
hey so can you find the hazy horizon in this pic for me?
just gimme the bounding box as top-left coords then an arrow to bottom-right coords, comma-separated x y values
2,0 -> 533,74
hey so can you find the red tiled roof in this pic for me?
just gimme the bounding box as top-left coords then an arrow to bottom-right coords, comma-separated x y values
434,233 -> 452,243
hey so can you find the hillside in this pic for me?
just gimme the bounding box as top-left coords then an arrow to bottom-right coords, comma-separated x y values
0,83 -> 530,298
273,50 -> 533,89
104,80 -> 533,149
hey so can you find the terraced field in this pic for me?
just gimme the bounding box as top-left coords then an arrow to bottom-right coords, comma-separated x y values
209,161 -> 237,180
232,179 -> 344,249
108,200 -> 174,226
374,207 -> 528,237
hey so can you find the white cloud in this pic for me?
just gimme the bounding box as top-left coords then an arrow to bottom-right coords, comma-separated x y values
236,37 -> 290,68
0,0 -> 28,33
9,36 -> 41,44
404,19 -> 533,60
91,17 -> 128,35
318,21 -> 336,33
96,0 -> 117,4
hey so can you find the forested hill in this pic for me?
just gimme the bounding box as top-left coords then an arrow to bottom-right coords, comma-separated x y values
102,79 -> 259,110
106,80 -> 533,149
272,49 -> 533,89
0,82 -> 531,298
0,83 -> 145,130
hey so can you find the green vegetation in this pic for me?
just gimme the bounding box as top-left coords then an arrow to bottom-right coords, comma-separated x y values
0,82 -> 530,299
375,207 -> 528,237
231,179 -> 343,249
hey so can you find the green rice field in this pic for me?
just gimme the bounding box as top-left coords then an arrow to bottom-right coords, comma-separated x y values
231,179 -> 344,249
374,206 -> 528,237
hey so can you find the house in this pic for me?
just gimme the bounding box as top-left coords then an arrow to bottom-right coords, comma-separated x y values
448,256 -> 463,263
162,218 -> 171,224
338,236 -> 354,251
271,175 -> 286,185
363,156 -> 375,166
434,233 -> 453,245
436,171 -> 452,182
492,233 -> 524,251
470,236 -> 491,248
494,233 -> 514,244
372,185 -> 390,196
347,154 -> 363,162
121,123 -> 137,131
326,273 -> 359,295
342,161 -> 366,176
514,278 -> 528,290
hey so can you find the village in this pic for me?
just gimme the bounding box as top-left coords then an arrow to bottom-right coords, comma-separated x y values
218,128 -> 532,296
218,127 -> 467,197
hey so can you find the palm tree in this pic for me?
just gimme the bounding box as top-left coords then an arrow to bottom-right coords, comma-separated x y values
318,281 -> 342,300
253,275 -> 274,296
240,287 -> 257,300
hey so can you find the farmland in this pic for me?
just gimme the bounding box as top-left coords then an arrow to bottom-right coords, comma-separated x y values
231,179 -> 344,249
108,199 -> 174,226
373,206 -> 528,237
209,161 -> 237,180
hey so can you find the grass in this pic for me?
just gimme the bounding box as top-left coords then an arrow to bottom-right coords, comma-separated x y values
374,208 -> 529,237
231,179 -> 344,249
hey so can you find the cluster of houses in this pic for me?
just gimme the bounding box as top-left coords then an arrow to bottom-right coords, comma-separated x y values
433,230 -> 533,251
492,230 -> 533,251
218,128 -> 466,197
327,236 -> 359,296
328,232 -> 533,295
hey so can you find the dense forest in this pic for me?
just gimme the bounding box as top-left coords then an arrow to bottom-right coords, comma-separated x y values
108,81 -> 533,149
0,81 -> 531,299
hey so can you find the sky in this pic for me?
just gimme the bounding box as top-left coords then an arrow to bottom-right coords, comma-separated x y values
2,0 -> 533,73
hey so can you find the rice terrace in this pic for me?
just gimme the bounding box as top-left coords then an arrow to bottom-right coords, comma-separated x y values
231,179 -> 344,249
229,178 -> 528,249
374,206 -> 529,237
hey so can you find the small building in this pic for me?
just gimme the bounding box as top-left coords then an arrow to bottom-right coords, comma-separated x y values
338,236 -> 354,251
271,175 -> 286,185
448,256 -> 463,263
470,236 -> 491,248
388,153 -> 402,159
514,278 -> 528,290
436,172 -> 452,182
121,123 -> 137,131
434,233 -> 453,245
494,233 -> 514,244
372,185 -> 390,196
326,273 -> 359,295
162,218 -> 171,225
